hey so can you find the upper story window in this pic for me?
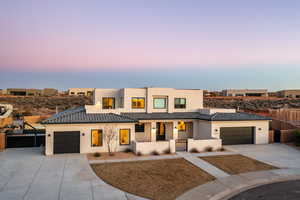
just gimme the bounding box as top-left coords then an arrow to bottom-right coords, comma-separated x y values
102,97 -> 115,109
153,98 -> 167,109
132,97 -> 145,109
174,98 -> 186,109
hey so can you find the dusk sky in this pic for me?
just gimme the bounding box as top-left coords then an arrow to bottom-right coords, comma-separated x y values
1,0 -> 300,91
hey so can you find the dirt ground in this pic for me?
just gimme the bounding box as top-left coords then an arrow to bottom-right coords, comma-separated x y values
87,152 -> 176,160
91,158 -> 215,200
200,155 -> 277,175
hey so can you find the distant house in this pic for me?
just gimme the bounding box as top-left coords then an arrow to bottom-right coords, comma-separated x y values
277,90 -> 300,98
42,87 -> 271,155
68,88 -> 94,96
6,88 -> 58,97
222,89 -> 268,97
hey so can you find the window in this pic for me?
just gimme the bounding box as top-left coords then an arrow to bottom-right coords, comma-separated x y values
135,123 -> 145,132
102,97 -> 115,109
174,98 -> 186,108
178,121 -> 186,131
153,98 -> 167,109
91,129 -> 103,147
119,129 -> 130,145
132,97 -> 145,109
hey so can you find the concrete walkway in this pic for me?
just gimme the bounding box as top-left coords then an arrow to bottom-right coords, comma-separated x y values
177,152 -> 230,178
89,154 -> 181,164
0,148 -> 147,200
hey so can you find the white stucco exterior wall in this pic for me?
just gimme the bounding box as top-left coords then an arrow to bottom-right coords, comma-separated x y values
211,120 -> 270,144
45,123 -> 135,155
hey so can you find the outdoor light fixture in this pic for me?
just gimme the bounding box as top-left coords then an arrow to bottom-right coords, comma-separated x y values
82,133 -> 85,136
215,129 -> 218,132
258,128 -> 262,131
47,134 -> 51,137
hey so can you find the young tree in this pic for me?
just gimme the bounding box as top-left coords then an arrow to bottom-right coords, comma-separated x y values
104,126 -> 118,156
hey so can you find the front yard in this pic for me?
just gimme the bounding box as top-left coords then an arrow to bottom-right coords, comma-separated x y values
91,158 -> 214,200
200,154 -> 278,175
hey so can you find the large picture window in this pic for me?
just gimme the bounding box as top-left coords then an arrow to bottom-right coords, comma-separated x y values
132,97 -> 145,109
102,97 -> 115,109
119,129 -> 130,145
91,129 -> 103,147
153,98 -> 167,109
175,98 -> 186,109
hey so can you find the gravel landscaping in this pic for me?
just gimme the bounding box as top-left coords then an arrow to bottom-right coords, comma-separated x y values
91,158 -> 215,200
200,155 -> 278,175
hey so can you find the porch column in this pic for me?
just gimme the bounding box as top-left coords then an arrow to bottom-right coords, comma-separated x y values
150,122 -> 156,142
193,120 -> 199,139
173,120 -> 178,140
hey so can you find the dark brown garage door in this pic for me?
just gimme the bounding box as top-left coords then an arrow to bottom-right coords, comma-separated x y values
54,131 -> 80,154
220,127 -> 254,145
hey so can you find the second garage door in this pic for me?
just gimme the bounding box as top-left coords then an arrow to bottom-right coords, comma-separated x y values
54,131 -> 80,154
220,127 -> 254,145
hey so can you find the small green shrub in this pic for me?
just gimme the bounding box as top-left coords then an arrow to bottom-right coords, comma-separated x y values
205,146 -> 213,152
124,148 -> 132,153
218,147 -> 226,152
189,148 -> 199,153
93,152 -> 101,157
293,130 -> 300,146
151,150 -> 160,156
163,148 -> 171,154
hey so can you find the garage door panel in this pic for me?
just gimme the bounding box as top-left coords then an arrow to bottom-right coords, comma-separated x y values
54,131 -> 80,154
220,127 -> 254,145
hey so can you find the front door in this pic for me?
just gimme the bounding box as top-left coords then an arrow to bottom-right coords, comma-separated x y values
156,122 -> 166,141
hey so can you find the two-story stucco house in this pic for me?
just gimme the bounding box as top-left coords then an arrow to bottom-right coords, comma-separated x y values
42,88 -> 271,155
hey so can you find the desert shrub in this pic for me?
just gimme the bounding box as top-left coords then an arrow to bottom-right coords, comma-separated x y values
205,146 -> 213,152
293,130 -> 300,146
124,148 -> 132,153
136,151 -> 142,156
93,152 -> 101,157
163,148 -> 171,154
218,147 -> 226,152
151,150 -> 160,156
189,148 -> 199,153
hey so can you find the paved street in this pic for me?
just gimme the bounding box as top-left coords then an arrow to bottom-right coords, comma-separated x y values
229,180 -> 300,200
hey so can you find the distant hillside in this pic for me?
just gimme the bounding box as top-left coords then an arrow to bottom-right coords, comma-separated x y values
0,95 -> 92,116
204,97 -> 300,112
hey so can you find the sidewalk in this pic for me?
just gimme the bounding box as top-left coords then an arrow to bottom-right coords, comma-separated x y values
176,168 -> 300,200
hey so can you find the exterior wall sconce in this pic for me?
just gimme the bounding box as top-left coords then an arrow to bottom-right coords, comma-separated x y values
82,133 -> 85,136
174,126 -> 177,129
47,134 -> 51,137
215,129 -> 218,132
152,127 -> 156,130
258,128 -> 262,131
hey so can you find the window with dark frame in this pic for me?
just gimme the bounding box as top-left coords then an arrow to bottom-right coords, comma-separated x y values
91,129 -> 103,147
132,97 -> 145,109
135,123 -> 145,132
102,97 -> 115,109
153,98 -> 167,109
174,98 -> 186,108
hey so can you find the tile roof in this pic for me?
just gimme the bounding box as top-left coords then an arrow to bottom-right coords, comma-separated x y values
41,107 -> 137,124
42,107 -> 271,125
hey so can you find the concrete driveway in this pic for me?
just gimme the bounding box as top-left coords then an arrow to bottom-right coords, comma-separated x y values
0,148 -> 134,200
226,144 -> 300,169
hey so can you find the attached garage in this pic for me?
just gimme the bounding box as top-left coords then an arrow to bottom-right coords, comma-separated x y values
54,131 -> 80,154
220,127 -> 254,145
